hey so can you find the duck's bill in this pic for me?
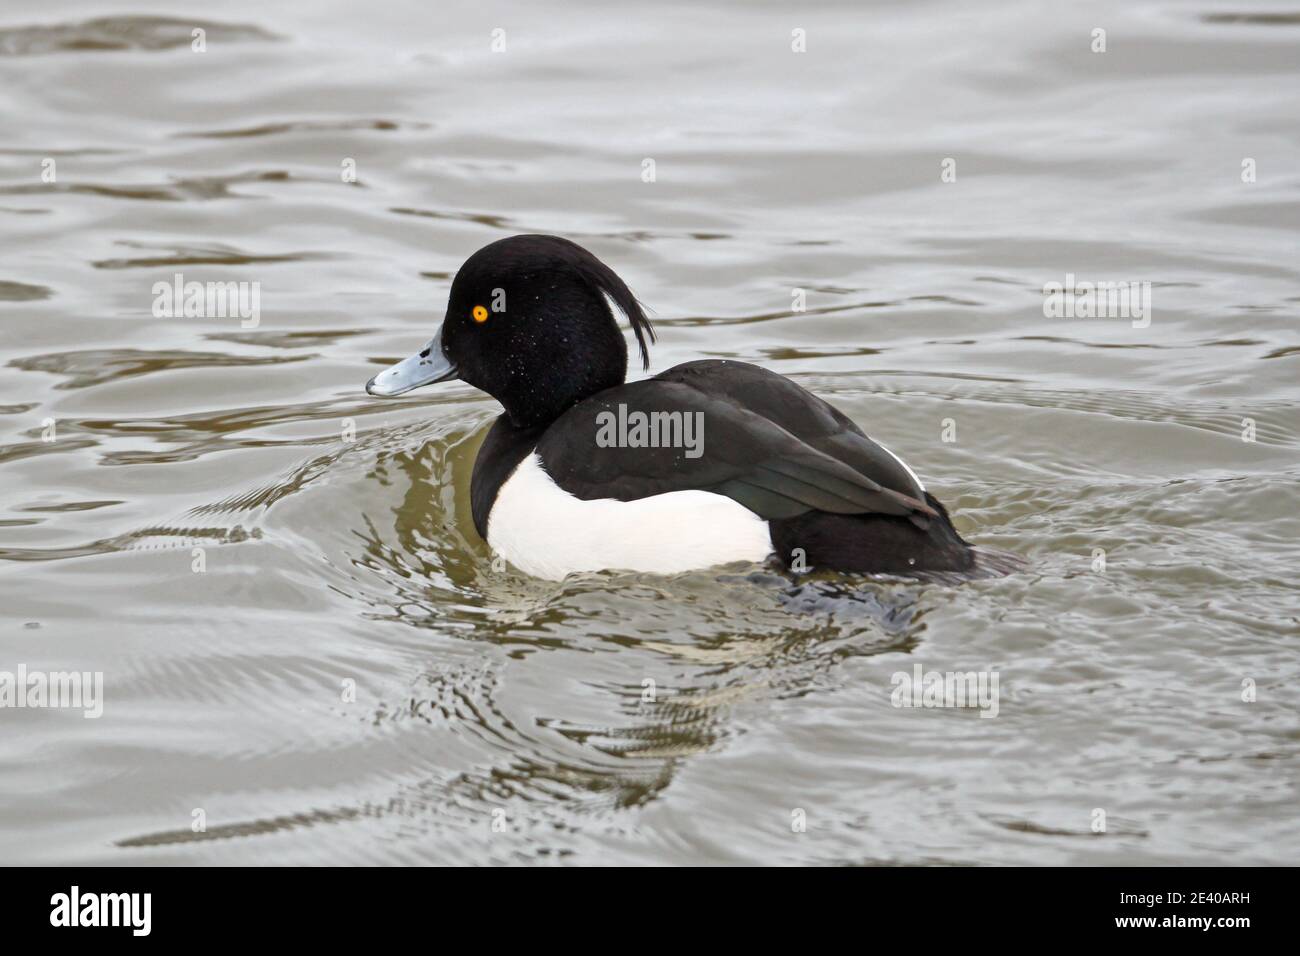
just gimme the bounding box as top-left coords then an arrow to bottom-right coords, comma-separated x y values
365,330 -> 459,397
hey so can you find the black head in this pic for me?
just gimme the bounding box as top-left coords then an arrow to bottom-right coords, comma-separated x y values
365,235 -> 654,429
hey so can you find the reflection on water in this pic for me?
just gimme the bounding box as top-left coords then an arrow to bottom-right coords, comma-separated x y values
0,16 -> 280,57
1,1 -> 1298,865
101,413 -> 927,857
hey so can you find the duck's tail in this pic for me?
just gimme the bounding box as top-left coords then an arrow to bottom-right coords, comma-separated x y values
967,545 -> 1027,578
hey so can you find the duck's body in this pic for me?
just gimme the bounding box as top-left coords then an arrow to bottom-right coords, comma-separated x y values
470,360 -> 974,579
366,235 -> 1005,581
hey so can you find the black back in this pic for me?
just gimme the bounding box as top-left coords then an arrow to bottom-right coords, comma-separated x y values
534,360 -> 935,523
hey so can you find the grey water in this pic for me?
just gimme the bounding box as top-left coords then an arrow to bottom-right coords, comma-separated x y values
0,0 -> 1297,865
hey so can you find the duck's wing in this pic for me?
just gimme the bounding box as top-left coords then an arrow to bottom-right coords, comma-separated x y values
656,360 -> 929,501
536,362 -> 935,522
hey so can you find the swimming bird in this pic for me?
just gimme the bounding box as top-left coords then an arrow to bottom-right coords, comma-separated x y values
365,235 -> 1012,580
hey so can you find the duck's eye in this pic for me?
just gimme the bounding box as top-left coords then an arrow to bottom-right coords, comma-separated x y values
472,305 -> 489,323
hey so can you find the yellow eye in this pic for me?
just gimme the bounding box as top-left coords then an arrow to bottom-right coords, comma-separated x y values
472,305 -> 489,323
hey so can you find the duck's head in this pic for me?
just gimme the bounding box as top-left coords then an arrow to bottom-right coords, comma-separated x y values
365,235 -> 655,428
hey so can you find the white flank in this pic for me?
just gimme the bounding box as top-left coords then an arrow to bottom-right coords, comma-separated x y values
486,454 -> 773,580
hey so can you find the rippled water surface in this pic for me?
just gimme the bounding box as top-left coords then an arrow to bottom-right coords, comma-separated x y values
2,0 -> 1298,865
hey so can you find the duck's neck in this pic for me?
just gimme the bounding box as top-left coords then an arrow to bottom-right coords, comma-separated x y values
470,416 -> 549,539
479,332 -> 629,429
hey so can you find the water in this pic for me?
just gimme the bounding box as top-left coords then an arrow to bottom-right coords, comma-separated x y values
1,0 -> 1297,865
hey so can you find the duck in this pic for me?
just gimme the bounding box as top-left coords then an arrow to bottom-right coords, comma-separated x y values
365,235 -> 1012,581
